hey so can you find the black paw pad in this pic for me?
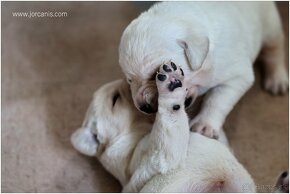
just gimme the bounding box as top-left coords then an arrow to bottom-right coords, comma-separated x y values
168,79 -> 182,91
163,65 -> 172,72
173,105 -> 180,110
180,68 -> 184,76
171,62 -> 177,71
157,74 -> 167,81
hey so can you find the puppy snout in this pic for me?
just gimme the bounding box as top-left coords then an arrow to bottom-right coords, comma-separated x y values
136,84 -> 158,114
139,103 -> 154,114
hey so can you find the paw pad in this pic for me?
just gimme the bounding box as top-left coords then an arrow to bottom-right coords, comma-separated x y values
156,62 -> 187,110
163,64 -> 172,72
168,79 -> 182,91
157,74 -> 167,81
156,62 -> 184,92
171,62 -> 177,70
173,105 -> 180,111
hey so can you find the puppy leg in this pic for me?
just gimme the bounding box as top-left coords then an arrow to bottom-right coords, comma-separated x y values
123,62 -> 189,192
154,62 -> 190,167
261,4 -> 288,95
190,69 -> 254,138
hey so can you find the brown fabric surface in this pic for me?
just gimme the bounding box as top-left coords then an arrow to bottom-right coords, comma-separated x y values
1,2 -> 288,192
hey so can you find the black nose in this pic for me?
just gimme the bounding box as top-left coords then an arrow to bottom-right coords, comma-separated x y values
139,103 -> 153,114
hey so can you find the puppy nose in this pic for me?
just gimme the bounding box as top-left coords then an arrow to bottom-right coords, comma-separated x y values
139,103 -> 153,114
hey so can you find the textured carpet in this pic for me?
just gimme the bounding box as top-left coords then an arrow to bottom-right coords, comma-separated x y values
1,2 -> 288,192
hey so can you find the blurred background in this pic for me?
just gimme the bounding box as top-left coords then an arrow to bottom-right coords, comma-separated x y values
1,2 -> 288,192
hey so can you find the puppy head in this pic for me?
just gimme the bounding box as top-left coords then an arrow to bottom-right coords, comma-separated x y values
119,15 -> 208,114
71,79 -> 149,157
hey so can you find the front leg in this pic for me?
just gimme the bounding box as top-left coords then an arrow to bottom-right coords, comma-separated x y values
123,62 -> 190,192
153,62 -> 190,169
190,73 -> 254,138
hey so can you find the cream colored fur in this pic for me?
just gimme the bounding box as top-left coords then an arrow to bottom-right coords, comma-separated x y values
119,2 -> 288,138
122,64 -> 190,192
71,79 -> 255,192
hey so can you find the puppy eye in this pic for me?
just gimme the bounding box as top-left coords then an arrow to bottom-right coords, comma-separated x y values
112,92 -> 120,107
127,78 -> 132,84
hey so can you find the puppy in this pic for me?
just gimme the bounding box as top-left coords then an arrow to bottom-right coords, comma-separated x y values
71,65 -> 255,192
119,2 -> 288,138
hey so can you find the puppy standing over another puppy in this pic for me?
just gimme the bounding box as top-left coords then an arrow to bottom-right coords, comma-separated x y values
119,2 -> 288,138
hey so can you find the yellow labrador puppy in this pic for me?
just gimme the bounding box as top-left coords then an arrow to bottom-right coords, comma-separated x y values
71,64 -> 255,192
119,2 -> 288,138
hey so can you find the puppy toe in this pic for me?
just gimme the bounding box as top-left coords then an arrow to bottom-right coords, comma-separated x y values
157,73 -> 167,81
190,122 -> 219,139
170,62 -> 177,71
163,64 -> 172,72
264,72 -> 289,95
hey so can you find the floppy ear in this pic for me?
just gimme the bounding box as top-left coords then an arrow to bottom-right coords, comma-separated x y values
71,127 -> 98,156
177,35 -> 209,71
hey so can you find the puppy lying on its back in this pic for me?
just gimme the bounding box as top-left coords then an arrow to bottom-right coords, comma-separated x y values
119,2 -> 288,138
71,63 -> 255,192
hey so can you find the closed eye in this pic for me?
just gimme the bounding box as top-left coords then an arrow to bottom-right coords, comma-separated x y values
112,92 -> 120,107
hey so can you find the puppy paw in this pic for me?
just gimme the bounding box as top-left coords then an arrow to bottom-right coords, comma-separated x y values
264,70 -> 289,95
190,118 -> 219,139
156,62 -> 187,107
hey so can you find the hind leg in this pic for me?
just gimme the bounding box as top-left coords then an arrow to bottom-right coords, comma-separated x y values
261,6 -> 288,95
